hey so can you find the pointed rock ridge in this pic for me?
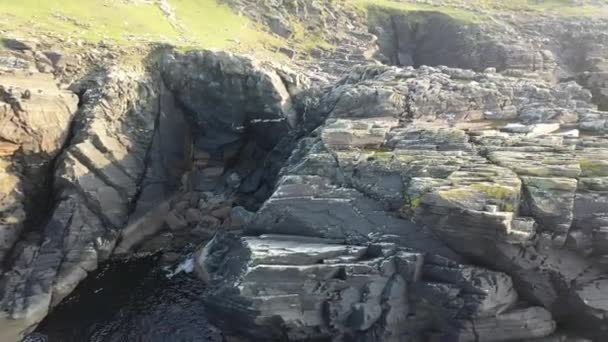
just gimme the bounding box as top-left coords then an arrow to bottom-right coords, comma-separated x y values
0,65 -> 160,341
0,46 -> 315,340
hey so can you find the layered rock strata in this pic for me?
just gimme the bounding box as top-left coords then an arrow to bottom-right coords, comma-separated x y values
0,48 -> 307,341
198,64 -> 608,341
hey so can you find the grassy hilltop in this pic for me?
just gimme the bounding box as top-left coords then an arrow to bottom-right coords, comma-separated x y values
0,0 -> 276,51
1,0 -> 606,58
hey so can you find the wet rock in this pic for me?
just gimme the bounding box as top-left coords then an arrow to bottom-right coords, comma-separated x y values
198,61 -> 608,341
421,255 -> 518,319
115,200 -> 171,254
200,215 -> 221,228
3,19 -> 608,340
198,234 -> 421,341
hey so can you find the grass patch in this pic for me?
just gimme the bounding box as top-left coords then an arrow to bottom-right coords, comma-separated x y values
438,183 -> 518,212
480,0 -> 608,16
290,21 -> 334,52
170,0 -> 279,51
0,0 -> 281,54
580,159 -> 608,177
400,193 -> 423,219
353,0 -> 483,23
353,0 -> 608,22
0,0 -> 180,42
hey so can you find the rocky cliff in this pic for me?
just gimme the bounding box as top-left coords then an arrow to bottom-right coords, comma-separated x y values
1,1 -> 608,341
198,64 -> 608,341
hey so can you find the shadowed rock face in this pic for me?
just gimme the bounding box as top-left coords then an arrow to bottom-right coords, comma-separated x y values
369,10 -> 556,75
0,47 -> 309,341
368,9 -> 608,112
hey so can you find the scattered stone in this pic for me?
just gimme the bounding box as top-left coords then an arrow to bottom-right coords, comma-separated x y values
210,206 -> 231,220
200,215 -> 221,228
226,172 -> 241,188
165,211 -> 188,231
185,208 -> 203,224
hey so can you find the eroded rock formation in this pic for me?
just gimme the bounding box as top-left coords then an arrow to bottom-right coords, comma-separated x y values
0,46 -> 309,340
198,65 -> 608,341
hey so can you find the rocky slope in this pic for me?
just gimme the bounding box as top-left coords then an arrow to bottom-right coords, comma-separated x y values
1,1 -> 608,342
0,43 -> 309,340
198,64 -> 608,341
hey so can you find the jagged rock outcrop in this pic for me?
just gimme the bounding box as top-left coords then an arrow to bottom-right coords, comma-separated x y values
369,10 -> 558,78
197,63 -> 608,341
367,7 -> 608,115
0,66 -> 159,341
221,0 -> 379,81
160,50 -> 308,203
0,47 -> 308,341
0,70 -> 78,264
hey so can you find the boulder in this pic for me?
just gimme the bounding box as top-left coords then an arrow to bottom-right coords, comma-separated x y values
199,233 -> 421,341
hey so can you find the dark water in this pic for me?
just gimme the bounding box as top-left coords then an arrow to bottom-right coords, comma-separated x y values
35,255 -> 223,342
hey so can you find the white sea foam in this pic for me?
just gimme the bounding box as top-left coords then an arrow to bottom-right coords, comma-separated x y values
165,257 -> 195,279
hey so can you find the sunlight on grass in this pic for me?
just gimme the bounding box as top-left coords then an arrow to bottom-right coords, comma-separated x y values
0,0 -> 281,52
475,0 -> 608,15
0,0 -> 605,57
0,0 -> 180,42
353,0 -> 608,21
290,20 -> 334,52
170,0 -> 279,50
353,0 -> 483,23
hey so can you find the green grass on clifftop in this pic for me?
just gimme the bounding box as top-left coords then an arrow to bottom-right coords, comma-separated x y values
354,0 -> 482,23
0,0 -> 278,52
354,0 -> 608,22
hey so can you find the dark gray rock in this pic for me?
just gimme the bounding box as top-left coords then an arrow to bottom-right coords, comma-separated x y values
0,67 -> 159,340
198,233 -> 423,341
161,50 -> 304,153
196,61 -> 608,341
1,38 -> 35,51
